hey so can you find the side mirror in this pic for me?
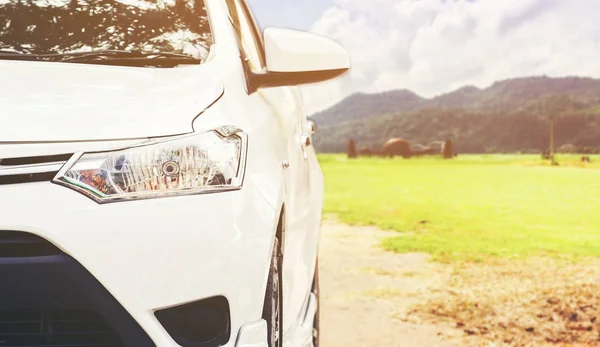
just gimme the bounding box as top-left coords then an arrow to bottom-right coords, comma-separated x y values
250,28 -> 350,90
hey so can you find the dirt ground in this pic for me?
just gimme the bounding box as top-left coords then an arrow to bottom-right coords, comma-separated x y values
318,220 -> 461,347
318,220 -> 600,347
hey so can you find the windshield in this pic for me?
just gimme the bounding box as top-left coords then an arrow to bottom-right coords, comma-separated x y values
0,0 -> 213,65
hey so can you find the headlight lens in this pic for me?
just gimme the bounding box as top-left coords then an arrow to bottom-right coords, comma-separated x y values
53,127 -> 247,203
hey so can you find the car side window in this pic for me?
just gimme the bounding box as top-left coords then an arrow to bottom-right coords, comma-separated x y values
230,0 -> 266,73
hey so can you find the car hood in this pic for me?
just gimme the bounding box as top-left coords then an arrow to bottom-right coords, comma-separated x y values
0,60 -> 224,142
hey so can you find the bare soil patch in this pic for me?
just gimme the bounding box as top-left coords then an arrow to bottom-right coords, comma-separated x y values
319,219 -> 600,346
404,258 -> 600,346
318,220 -> 460,347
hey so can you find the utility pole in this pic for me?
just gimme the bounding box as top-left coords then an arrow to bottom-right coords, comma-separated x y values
544,97 -> 557,166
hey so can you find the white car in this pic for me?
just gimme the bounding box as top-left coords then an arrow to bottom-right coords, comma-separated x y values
0,0 -> 349,346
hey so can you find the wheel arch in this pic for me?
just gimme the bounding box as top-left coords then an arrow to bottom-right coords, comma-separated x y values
261,203 -> 286,347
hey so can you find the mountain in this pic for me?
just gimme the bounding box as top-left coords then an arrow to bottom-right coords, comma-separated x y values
311,89 -> 424,126
427,86 -> 482,108
310,76 -> 600,154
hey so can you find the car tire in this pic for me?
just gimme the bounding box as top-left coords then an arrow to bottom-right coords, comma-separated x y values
312,258 -> 320,347
263,236 -> 283,347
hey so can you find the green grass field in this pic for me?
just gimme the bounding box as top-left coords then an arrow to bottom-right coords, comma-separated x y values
319,154 -> 600,262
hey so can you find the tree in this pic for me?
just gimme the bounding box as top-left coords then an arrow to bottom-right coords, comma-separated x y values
348,139 -> 357,159
0,0 -> 212,56
443,139 -> 454,159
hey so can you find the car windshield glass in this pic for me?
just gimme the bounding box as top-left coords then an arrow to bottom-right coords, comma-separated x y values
0,0 -> 213,66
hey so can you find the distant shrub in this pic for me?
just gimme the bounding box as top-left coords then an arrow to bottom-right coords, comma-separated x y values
541,150 -> 552,160
348,139 -> 357,159
541,144 -> 600,155
412,146 -> 440,157
558,144 -> 578,154
358,147 -> 373,157
443,139 -> 454,159
427,141 -> 445,153
371,149 -> 388,157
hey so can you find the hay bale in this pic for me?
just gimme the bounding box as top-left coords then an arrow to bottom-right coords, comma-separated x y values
383,138 -> 412,158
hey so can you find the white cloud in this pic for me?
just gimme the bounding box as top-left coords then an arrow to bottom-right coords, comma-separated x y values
302,0 -> 600,114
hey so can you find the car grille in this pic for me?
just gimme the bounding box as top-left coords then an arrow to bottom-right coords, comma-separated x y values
0,310 -> 124,347
0,231 -> 155,347
0,154 -> 72,185
0,231 -> 61,258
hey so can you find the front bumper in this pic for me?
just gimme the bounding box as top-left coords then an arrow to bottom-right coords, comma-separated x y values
0,180 -> 277,346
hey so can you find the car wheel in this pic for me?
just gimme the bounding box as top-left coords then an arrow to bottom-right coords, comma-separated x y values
263,236 -> 283,347
312,259 -> 320,347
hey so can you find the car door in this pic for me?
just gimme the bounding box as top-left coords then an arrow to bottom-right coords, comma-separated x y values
258,86 -> 316,335
226,0 -> 319,335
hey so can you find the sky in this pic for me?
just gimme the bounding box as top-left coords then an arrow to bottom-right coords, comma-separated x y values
247,0 -> 600,114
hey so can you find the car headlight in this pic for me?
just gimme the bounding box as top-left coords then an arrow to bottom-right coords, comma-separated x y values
53,126 -> 247,203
